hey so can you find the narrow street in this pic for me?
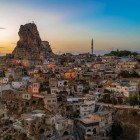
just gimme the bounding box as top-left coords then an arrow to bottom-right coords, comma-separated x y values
97,103 -> 140,110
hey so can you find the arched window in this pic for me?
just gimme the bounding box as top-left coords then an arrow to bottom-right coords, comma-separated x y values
87,129 -> 91,132
63,131 -> 69,136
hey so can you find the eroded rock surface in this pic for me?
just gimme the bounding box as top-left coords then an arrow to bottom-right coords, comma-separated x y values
12,23 -> 53,59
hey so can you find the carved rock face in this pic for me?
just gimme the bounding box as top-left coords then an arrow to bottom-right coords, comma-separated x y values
12,23 -> 53,59
19,24 -> 41,44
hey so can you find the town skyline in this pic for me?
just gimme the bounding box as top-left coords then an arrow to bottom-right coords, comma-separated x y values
0,0 -> 140,55
0,3 -> 140,138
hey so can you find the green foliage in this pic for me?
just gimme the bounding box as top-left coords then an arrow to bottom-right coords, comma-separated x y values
60,55 -> 75,65
22,68 -> 28,76
102,93 -> 111,103
2,70 -> 5,77
71,111 -> 79,118
9,75 -> 14,83
117,97 -> 124,104
83,86 -> 90,93
4,135 -> 13,140
39,83 -> 48,92
131,110 -> 138,116
110,121 -> 123,140
60,54 -> 70,64
105,50 -> 138,57
136,58 -> 140,62
119,70 -> 140,78
0,70 -> 5,77
104,89 -> 112,93
38,69 -> 43,74
127,95 -> 139,106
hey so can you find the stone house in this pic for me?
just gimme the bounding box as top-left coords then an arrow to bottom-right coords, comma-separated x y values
76,111 -> 113,139
43,94 -> 57,111
55,115 -> 73,137
28,83 -> 40,94
80,100 -> 96,117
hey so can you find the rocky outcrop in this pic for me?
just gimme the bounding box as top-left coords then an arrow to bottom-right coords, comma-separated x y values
12,23 -> 53,59
115,110 -> 140,140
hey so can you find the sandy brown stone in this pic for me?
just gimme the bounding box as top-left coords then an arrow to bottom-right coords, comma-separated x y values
12,23 -> 53,59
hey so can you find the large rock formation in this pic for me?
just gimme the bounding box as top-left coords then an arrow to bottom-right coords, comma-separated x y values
12,23 -> 53,59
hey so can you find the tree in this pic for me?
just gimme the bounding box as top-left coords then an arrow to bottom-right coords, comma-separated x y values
102,93 -> 111,103
105,50 -> 138,57
104,89 -> 112,93
9,75 -> 14,83
38,69 -> 43,74
119,70 -> 140,78
4,135 -> 13,140
0,70 -> 5,77
110,121 -> 123,140
22,68 -> 28,76
39,83 -> 48,92
138,92 -> 140,108
127,95 -> 138,107
83,86 -> 90,93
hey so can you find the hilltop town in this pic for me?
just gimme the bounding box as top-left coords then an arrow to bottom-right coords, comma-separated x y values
0,23 -> 140,140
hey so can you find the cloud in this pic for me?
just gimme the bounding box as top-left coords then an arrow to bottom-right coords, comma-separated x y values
11,43 -> 16,45
0,27 -> 6,29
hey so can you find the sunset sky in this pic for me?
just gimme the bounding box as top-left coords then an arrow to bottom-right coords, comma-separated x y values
0,0 -> 140,54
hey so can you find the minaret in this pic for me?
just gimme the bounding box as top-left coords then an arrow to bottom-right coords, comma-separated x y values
91,38 -> 94,55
